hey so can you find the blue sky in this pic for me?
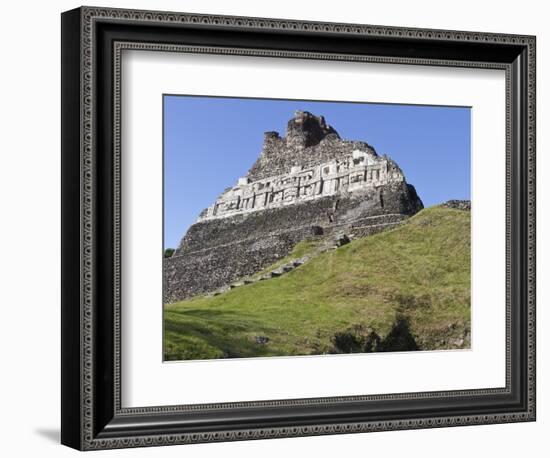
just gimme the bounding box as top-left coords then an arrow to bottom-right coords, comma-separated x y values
164,95 -> 471,249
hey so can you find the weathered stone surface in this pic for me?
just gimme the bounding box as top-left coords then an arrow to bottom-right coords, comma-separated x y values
246,111 -> 375,182
335,233 -> 351,247
164,111 -> 424,303
198,114 -> 407,222
442,199 -> 471,211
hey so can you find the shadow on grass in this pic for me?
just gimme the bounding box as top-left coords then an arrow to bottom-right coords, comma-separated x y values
330,317 -> 419,354
379,317 -> 419,352
164,308 -> 278,361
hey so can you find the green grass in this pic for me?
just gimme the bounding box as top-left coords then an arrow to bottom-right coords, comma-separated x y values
164,206 -> 471,361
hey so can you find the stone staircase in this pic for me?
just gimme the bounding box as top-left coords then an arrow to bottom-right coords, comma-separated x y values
209,254 -> 312,296
207,229 -> 377,297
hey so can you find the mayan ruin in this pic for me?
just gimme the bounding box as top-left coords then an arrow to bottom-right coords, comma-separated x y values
163,111 -> 424,303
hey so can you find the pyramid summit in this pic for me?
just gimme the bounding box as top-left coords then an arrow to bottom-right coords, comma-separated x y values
164,112 -> 423,303
247,110 -> 375,181
284,110 -> 340,146
199,110 -> 408,222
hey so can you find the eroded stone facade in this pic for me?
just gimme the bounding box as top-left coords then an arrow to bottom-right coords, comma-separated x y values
198,149 -> 405,222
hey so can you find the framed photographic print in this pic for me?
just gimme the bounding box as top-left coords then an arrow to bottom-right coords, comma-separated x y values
61,6 -> 536,450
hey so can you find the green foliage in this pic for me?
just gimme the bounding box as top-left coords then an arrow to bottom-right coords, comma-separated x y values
164,206 -> 471,361
164,248 -> 175,258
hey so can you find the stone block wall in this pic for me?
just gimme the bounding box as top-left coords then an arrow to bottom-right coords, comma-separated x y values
164,181 -> 423,303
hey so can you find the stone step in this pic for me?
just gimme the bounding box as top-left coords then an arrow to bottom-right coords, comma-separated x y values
202,219 -> 409,299
208,251 -> 317,296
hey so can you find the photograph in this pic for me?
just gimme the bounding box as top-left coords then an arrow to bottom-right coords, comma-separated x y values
162,96 -> 472,361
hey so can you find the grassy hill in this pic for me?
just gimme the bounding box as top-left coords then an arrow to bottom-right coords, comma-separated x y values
164,205 -> 471,361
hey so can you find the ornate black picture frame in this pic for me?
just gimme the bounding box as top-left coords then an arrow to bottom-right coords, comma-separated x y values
61,6 -> 536,450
